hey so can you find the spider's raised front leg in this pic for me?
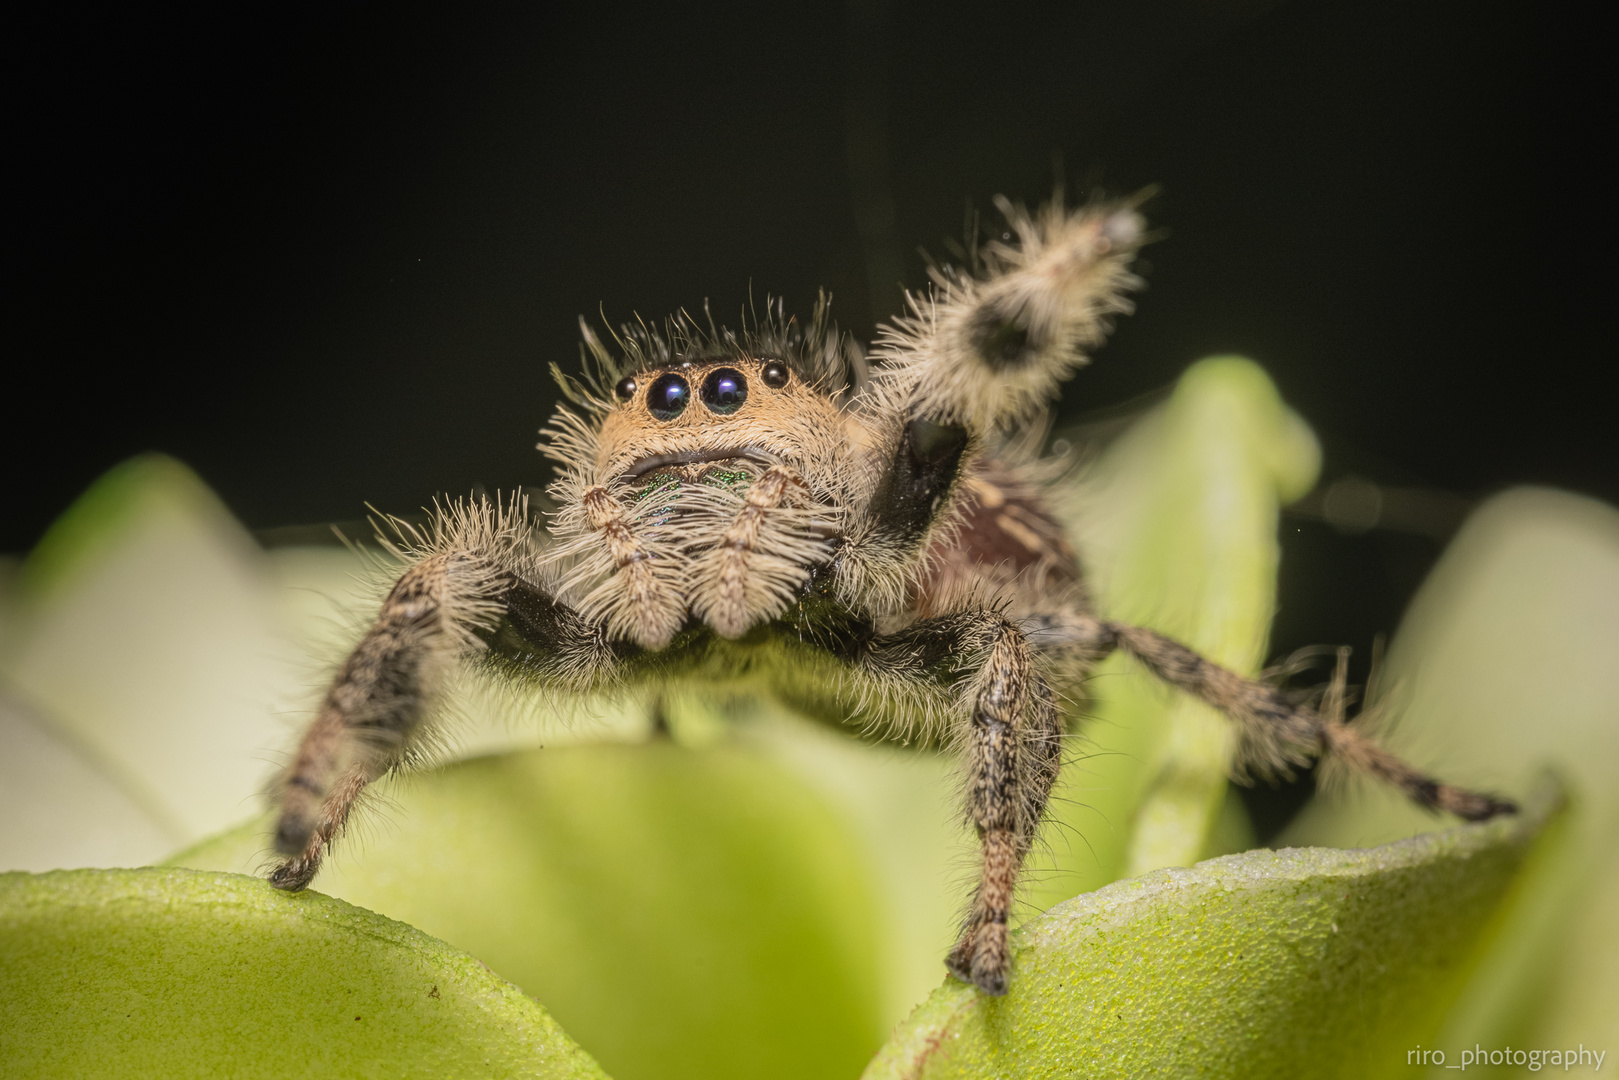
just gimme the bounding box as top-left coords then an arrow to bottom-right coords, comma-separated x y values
270,504 -> 611,891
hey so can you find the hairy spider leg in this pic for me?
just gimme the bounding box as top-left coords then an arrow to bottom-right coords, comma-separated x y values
950,615 -> 1062,995
1022,606 -> 1518,817
1101,621 -> 1517,819
271,551 -> 500,889
270,536 -> 609,891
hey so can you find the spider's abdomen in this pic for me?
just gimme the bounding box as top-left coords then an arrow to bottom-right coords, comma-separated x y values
913,460 -> 1083,618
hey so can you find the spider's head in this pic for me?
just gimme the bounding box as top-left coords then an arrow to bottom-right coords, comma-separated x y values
594,353 -> 846,494
540,307 -> 860,647
544,300 -> 863,502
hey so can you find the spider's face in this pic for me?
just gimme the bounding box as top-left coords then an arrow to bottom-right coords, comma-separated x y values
591,355 -> 849,497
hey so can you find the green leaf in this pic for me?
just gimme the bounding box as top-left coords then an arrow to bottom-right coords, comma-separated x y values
170,738 -> 889,1080
1279,488 -> 1619,1053
863,777 -> 1562,1080
0,867 -> 608,1079
1022,356 -> 1320,911
0,454 -> 303,855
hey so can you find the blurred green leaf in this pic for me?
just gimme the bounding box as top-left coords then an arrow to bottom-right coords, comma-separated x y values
1023,356 -> 1319,911
1280,488 -> 1619,1056
171,739 -> 888,1080
0,867 -> 608,1079
0,455 -> 296,856
864,777 -> 1562,1080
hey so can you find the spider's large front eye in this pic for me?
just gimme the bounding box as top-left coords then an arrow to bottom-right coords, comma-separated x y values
700,368 -> 748,414
647,372 -> 691,420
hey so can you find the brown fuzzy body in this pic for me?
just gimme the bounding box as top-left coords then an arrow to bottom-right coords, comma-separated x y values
267,195 -> 1516,996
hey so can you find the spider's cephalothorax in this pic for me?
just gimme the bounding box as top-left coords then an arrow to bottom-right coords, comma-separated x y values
268,195 -> 1516,996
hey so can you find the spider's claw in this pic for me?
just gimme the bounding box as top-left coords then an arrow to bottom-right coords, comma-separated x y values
1452,791 -> 1519,821
269,811 -> 325,891
268,856 -> 318,892
946,930 -> 1011,996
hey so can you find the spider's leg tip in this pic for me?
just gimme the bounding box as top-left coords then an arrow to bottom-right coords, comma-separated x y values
1476,794 -> 1520,820
972,971 -> 1009,997
267,861 -> 315,892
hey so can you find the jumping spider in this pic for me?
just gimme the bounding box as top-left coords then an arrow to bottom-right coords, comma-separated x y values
269,194 -> 1515,996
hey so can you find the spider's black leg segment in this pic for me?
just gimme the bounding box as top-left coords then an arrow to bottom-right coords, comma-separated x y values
270,555 -> 607,892
481,576 -> 618,682
865,416 -> 971,555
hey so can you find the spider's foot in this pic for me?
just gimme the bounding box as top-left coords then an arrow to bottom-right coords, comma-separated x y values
946,926 -> 1010,996
268,856 -> 318,892
1451,789 -> 1519,821
267,819 -> 323,891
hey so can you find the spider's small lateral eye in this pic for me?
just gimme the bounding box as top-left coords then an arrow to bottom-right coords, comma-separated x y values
613,375 -> 638,402
760,360 -> 790,388
647,372 -> 691,420
700,368 -> 748,414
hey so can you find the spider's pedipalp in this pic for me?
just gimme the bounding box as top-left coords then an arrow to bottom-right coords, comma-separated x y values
572,483 -> 686,650
687,463 -> 836,639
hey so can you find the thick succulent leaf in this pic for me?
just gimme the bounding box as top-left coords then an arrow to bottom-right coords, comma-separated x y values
170,739 -> 888,1080
0,867 -> 607,1079
864,778 -> 1561,1080
1280,488 -> 1619,1053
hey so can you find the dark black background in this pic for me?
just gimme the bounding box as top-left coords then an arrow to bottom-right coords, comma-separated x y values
5,0 -> 1607,752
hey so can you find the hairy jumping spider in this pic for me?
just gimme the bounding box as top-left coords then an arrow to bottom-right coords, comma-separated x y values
268,194 -> 1515,996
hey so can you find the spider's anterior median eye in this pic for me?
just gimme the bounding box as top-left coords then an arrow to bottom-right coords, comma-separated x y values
760,360 -> 790,388
613,375 -> 638,401
647,372 -> 691,420
700,367 -> 748,414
